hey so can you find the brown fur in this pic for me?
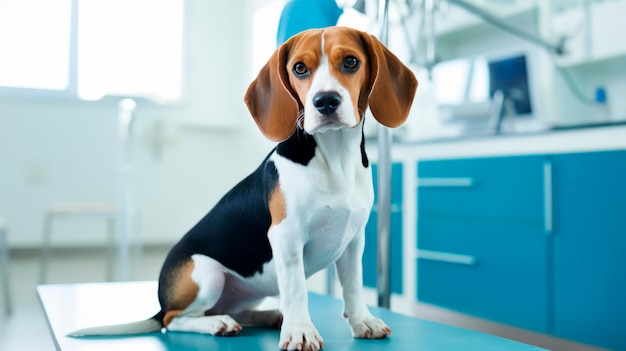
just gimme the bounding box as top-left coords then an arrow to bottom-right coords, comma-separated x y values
162,259 -> 199,327
269,182 -> 287,231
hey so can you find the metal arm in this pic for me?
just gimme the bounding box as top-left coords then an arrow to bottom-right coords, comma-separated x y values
376,0 -> 393,310
448,0 -> 565,55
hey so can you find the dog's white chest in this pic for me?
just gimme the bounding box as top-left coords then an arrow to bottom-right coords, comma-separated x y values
302,200 -> 369,275
274,152 -> 374,275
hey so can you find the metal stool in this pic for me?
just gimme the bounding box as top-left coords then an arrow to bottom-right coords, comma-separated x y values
0,216 -> 13,316
39,203 -> 116,284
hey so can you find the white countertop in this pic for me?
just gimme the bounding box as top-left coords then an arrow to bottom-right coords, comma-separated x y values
367,124 -> 626,161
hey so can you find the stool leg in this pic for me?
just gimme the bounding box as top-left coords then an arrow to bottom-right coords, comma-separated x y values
106,217 -> 115,282
0,227 -> 12,316
39,214 -> 53,284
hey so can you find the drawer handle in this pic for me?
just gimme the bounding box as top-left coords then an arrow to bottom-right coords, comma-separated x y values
417,178 -> 475,187
372,203 -> 402,213
417,249 -> 478,266
543,161 -> 553,234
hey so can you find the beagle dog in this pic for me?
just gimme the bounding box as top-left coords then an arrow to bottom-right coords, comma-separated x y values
70,26 -> 417,351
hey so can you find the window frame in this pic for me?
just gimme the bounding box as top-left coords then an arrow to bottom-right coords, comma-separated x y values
0,0 -> 188,107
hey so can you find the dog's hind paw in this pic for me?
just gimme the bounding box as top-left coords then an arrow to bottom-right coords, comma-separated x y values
279,323 -> 324,351
349,317 -> 391,339
167,314 -> 242,336
207,315 -> 243,336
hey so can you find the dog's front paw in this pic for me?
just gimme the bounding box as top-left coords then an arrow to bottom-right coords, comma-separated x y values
349,316 -> 391,339
279,323 -> 324,351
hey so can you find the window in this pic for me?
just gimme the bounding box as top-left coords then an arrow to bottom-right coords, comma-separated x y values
0,0 -> 184,102
252,1 -> 283,76
0,0 -> 72,90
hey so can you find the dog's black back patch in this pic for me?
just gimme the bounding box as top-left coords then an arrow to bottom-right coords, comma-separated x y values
159,157 -> 279,284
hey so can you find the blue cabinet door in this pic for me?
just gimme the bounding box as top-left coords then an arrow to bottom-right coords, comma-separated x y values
552,150 -> 626,350
417,155 -> 549,332
363,163 -> 403,295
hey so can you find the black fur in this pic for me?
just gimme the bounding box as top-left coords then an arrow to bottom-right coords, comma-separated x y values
276,128 -> 317,166
360,121 -> 369,168
159,158 -> 278,280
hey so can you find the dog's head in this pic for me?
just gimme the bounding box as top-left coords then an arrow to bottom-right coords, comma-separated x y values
245,26 -> 418,141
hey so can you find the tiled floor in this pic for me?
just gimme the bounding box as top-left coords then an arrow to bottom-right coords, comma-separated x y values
0,246 -> 610,351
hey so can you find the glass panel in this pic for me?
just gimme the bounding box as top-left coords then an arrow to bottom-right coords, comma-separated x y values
252,1 -> 283,75
0,0 -> 71,90
77,0 -> 184,102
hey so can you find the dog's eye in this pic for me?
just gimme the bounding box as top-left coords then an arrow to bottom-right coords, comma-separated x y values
342,56 -> 360,72
293,62 -> 310,78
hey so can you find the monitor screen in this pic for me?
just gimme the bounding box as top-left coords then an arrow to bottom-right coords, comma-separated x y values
488,55 -> 532,116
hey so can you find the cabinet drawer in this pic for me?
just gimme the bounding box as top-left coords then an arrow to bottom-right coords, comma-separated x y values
417,221 -> 549,332
418,156 -> 546,223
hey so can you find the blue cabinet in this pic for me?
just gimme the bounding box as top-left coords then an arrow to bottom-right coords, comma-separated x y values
416,150 -> 626,350
363,163 -> 403,295
417,155 -> 550,332
552,150 -> 626,350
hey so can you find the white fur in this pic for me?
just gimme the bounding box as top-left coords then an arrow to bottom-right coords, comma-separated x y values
168,314 -> 241,335
188,254 -> 226,313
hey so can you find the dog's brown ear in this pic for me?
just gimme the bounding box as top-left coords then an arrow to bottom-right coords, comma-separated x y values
245,41 -> 300,142
360,33 -> 418,128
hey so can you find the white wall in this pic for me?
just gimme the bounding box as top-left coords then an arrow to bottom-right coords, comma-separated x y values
0,0 -> 275,247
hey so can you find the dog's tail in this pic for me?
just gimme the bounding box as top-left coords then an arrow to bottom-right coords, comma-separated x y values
67,313 -> 163,337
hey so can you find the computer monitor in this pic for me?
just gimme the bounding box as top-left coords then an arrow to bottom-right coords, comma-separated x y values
488,54 -> 532,117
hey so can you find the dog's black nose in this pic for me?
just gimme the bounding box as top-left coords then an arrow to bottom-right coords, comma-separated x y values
313,91 -> 341,116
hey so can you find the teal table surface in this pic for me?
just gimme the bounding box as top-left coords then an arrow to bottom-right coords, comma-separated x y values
37,281 -> 547,351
